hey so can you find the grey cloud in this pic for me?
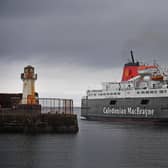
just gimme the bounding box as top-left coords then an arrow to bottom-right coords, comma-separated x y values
0,0 -> 67,17
0,0 -> 122,18
1,0 -> 168,68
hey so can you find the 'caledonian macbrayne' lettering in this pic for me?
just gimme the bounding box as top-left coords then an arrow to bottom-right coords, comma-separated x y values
103,107 -> 154,117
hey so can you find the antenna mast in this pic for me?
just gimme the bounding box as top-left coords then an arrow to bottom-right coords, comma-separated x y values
130,50 -> 135,63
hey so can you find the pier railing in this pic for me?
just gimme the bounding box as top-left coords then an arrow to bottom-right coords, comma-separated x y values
38,98 -> 73,114
0,97 -> 74,115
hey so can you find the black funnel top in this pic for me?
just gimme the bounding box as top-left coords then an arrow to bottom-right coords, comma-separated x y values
124,50 -> 139,66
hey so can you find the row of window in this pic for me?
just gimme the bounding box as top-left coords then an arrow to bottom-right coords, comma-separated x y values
88,92 -> 121,97
88,90 -> 168,97
137,90 -> 167,94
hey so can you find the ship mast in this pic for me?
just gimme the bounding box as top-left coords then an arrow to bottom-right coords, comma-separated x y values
130,50 -> 135,64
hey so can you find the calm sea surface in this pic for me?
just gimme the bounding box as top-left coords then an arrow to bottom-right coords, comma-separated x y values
0,108 -> 168,168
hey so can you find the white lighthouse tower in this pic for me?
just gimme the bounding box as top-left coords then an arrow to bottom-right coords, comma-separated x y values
21,65 -> 37,104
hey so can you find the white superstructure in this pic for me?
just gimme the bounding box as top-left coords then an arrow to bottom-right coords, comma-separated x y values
87,63 -> 168,99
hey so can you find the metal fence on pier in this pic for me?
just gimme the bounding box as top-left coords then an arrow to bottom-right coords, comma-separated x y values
38,98 -> 73,114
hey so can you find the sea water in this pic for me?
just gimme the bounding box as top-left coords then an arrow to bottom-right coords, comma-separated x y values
0,108 -> 168,168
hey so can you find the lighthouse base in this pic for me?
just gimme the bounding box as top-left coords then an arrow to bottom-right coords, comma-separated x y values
16,104 -> 41,114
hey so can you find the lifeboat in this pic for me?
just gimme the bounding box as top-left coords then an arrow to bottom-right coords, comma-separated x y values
151,75 -> 164,81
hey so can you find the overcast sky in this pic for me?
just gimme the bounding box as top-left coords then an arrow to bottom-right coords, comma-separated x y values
1,0 -> 168,105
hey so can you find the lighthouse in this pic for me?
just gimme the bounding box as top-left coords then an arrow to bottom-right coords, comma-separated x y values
21,65 -> 37,104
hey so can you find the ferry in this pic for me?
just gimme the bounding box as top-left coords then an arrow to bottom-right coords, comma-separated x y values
81,51 -> 168,122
